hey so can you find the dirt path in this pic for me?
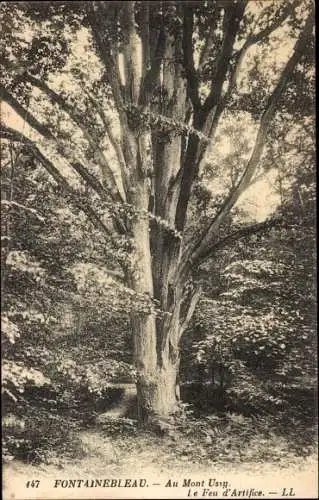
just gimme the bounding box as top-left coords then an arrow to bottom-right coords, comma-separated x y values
96,384 -> 136,421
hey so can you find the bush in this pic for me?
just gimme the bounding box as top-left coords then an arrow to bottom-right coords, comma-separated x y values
163,408 -> 317,464
2,405 -> 81,464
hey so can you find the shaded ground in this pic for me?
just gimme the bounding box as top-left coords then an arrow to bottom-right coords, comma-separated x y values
3,384 -> 318,498
4,421 -> 318,492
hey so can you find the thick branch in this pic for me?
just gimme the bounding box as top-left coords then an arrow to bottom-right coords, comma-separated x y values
180,286 -> 202,337
194,217 -> 283,268
70,162 -> 107,200
202,1 -> 247,116
195,1 -> 247,170
174,132 -> 201,232
182,6 -> 201,110
140,1 -> 150,81
122,1 -> 141,104
88,2 -> 138,173
139,28 -> 165,106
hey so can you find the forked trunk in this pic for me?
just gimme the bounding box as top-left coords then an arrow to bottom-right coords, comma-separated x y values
130,200 -> 197,424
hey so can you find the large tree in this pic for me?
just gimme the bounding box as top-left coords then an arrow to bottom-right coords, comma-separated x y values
0,0 -> 315,423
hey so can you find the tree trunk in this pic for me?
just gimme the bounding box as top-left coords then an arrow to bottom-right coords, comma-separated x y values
123,12 -> 190,425
128,176 -> 180,423
131,224 -> 183,423
132,256 -> 182,423
136,357 -> 180,423
130,198 -> 196,423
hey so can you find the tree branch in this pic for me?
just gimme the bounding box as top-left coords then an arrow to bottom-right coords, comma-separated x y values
197,28 -> 214,74
2,83 -> 111,195
21,72 -> 125,201
195,1 -> 247,167
87,2 -> 125,113
174,132 -> 201,232
121,1 -> 141,105
87,2 -> 138,174
0,125 -> 114,238
180,285 -> 202,337
1,83 -> 128,233
140,1 -> 150,81
183,8 -> 314,270
139,27 -> 165,106
202,1 -> 247,116
1,200 -> 45,223
83,90 -> 130,195
227,0 -> 302,95
248,0 -> 302,47
0,83 -> 54,140
195,1 -> 300,165
182,5 -> 201,110
194,217 -> 283,268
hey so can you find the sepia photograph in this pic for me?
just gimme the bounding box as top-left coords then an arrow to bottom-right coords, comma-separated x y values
1,1 -> 317,498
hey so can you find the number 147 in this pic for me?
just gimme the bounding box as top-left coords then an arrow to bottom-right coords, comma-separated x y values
26,480 -> 40,488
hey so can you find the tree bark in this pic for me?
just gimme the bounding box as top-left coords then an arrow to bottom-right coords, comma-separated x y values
131,203 -> 183,422
136,356 -> 180,423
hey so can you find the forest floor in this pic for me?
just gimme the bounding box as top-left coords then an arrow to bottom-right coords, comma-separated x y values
3,421 -> 318,498
3,385 -> 318,497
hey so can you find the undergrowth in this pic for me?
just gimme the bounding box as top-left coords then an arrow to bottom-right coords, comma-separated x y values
3,384 -> 317,467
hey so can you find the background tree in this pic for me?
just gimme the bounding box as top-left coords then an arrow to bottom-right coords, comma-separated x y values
0,0 -> 315,424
